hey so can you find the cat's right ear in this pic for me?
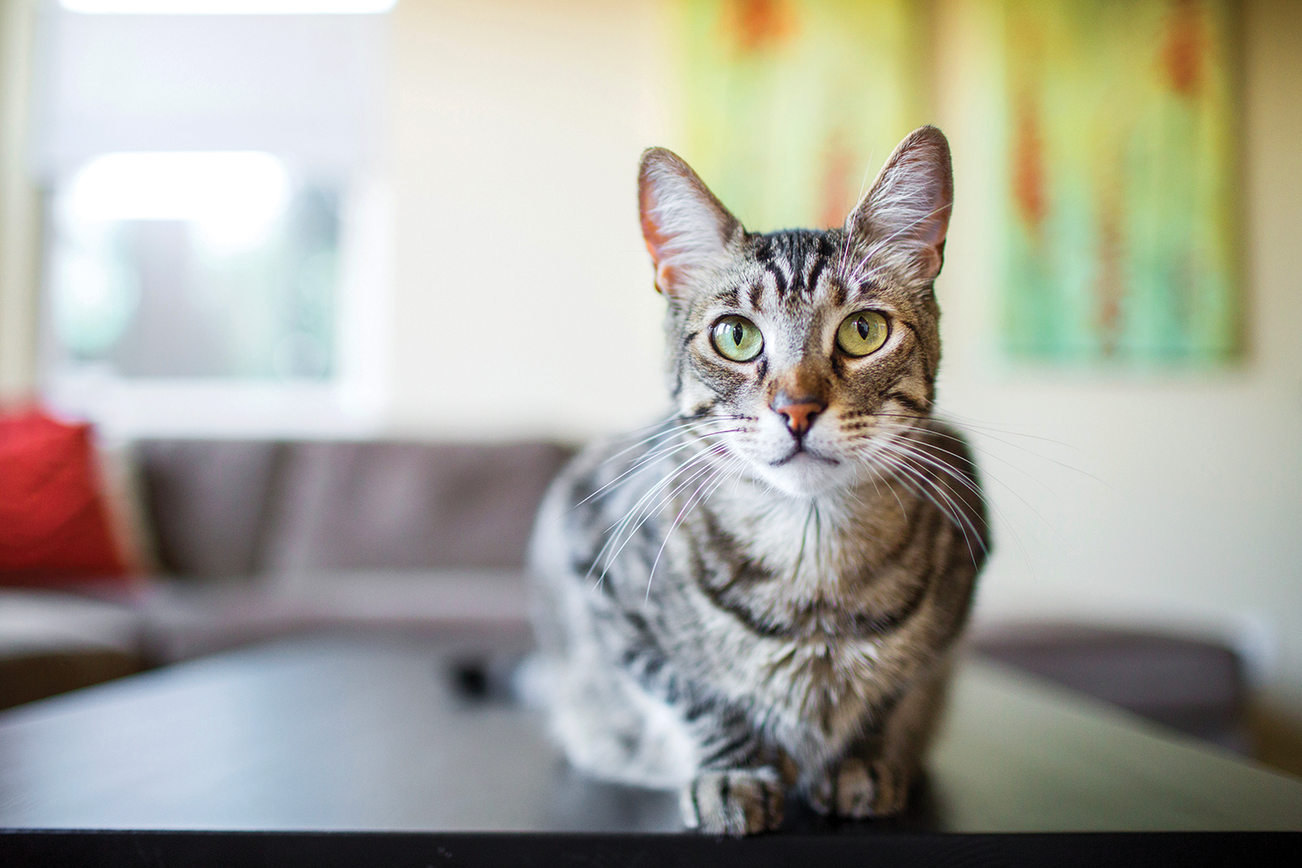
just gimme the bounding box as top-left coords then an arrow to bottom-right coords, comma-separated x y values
639,148 -> 742,297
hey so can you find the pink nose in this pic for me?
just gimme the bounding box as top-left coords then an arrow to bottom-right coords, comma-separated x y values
772,393 -> 824,436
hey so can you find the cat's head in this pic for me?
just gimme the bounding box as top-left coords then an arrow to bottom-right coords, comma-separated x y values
638,126 -> 952,499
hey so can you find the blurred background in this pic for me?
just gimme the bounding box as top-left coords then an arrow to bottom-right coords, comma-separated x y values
0,0 -> 1299,775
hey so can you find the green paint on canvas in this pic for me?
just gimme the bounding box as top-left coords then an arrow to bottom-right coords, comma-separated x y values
676,0 -> 928,233
1002,0 -> 1240,364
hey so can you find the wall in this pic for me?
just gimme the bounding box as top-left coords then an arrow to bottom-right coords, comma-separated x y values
0,0 -> 40,401
381,0 -> 1302,729
383,0 -> 674,441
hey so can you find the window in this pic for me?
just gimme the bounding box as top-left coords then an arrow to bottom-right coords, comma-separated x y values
33,2 -> 393,436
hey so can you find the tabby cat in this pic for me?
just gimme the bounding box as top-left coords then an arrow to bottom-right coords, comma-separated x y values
529,125 -> 988,836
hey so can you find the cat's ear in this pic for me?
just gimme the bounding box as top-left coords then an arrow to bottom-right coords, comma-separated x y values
639,148 -> 743,297
844,125 -> 953,286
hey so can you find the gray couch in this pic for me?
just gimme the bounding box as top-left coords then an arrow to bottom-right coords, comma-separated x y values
1,438 -> 574,708
1,438 -> 1249,756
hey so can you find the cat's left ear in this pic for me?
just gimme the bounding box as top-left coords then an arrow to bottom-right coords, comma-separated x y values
639,148 -> 743,297
844,125 -> 953,287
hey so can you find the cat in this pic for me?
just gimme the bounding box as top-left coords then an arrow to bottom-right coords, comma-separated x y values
528,125 -> 988,836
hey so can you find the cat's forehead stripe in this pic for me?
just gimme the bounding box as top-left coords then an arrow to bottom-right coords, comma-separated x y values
805,257 -> 827,300
768,261 -> 789,297
831,279 -> 848,308
744,229 -> 848,307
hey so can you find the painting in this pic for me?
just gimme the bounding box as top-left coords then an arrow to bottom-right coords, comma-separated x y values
1002,0 -> 1240,363
675,0 -> 928,233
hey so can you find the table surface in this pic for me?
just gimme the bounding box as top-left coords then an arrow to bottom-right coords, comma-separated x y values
1,634 -> 1299,834
1,635 -> 1300,867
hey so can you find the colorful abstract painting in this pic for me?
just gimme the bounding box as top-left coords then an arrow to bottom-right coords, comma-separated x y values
676,0 -> 928,233
1003,0 -> 1240,363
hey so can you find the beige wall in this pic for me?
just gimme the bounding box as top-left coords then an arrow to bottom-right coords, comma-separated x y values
383,0 -> 674,441
381,0 -> 1302,722
0,0 -> 40,401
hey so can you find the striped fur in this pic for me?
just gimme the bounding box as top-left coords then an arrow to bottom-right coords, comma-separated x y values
530,126 -> 988,836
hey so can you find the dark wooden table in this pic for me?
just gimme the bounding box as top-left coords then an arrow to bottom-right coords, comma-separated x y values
1,636 -> 1299,866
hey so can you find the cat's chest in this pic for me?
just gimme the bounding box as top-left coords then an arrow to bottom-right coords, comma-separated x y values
695,599 -> 898,752
681,488 -> 924,642
669,489 -> 931,741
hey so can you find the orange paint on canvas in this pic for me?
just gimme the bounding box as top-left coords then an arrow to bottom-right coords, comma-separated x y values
726,0 -> 796,55
1161,0 -> 1205,98
1012,91 -> 1046,235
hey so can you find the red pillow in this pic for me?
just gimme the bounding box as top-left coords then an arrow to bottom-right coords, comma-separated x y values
0,407 -> 130,585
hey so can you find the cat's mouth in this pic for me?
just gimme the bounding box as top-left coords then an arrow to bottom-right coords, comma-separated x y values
770,446 -> 839,467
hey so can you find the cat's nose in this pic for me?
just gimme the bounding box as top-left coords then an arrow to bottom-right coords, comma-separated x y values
772,392 -> 825,437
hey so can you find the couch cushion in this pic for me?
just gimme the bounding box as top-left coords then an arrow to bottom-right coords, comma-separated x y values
971,621 -> 1247,750
259,441 -> 573,572
137,440 -> 283,577
137,569 -> 531,663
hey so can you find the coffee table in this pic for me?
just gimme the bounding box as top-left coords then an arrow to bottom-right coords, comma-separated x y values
1,635 -> 1298,865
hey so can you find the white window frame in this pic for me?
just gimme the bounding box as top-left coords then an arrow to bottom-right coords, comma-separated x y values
30,4 -> 393,438
41,176 -> 393,439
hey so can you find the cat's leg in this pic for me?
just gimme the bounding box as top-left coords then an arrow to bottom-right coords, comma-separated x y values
678,710 -> 791,835
546,649 -> 703,789
808,657 -> 953,818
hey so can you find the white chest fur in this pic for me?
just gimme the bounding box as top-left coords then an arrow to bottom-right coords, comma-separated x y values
679,480 -> 920,768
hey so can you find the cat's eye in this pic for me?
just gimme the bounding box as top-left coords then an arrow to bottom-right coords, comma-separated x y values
710,315 -> 763,362
836,311 -> 889,357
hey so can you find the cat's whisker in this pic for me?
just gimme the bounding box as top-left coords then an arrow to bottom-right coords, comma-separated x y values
586,448 -> 711,586
858,454 -> 909,521
871,437 -> 988,524
854,418 -> 1057,495
591,416 -> 744,486
931,409 -> 1086,452
870,409 -> 1085,453
857,420 -> 1039,569
867,446 -> 984,568
556,426 -> 746,544
583,422 -> 746,506
870,411 -> 1102,484
890,434 -> 1075,557
644,454 -> 745,600
878,437 -> 1041,578
590,442 -> 733,585
878,442 -> 998,557
869,440 -> 987,557
601,447 -> 730,588
595,455 -> 700,553
877,436 -> 988,506
894,430 -> 1057,509
599,416 -> 747,468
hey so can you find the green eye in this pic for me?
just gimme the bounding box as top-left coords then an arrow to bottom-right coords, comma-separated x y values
710,315 -> 763,362
836,310 -> 889,357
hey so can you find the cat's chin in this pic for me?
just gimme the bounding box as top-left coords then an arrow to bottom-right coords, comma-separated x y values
751,451 -> 857,499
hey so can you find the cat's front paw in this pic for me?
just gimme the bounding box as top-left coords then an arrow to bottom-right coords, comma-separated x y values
681,767 -> 784,836
808,757 -> 907,819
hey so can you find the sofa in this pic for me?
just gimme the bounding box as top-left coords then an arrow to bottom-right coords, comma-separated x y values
0,432 -> 1249,756
1,436 -> 575,707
